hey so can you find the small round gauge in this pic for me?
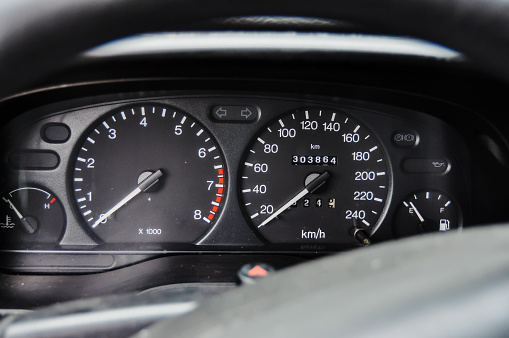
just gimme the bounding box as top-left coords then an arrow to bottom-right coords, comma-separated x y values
240,107 -> 391,245
393,190 -> 461,238
0,187 -> 65,243
72,104 -> 227,243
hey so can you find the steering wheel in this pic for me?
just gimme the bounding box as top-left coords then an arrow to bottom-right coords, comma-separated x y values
2,1 -> 509,337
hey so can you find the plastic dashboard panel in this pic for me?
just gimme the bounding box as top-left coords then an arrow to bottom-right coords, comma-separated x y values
0,81 -> 483,271
0,73 -> 507,277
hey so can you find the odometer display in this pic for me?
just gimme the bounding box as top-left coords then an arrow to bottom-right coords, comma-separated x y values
72,104 -> 227,243
292,155 -> 337,165
240,108 -> 391,245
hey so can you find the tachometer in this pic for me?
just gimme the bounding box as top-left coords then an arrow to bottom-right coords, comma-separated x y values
72,104 -> 227,243
240,107 -> 391,245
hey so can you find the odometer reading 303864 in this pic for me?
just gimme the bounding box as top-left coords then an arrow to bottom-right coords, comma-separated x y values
240,108 -> 391,245
72,104 -> 227,243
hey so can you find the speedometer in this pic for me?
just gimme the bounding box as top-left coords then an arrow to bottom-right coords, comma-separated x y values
240,107 -> 391,245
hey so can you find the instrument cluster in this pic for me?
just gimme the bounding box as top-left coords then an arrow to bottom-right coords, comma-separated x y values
0,93 -> 472,260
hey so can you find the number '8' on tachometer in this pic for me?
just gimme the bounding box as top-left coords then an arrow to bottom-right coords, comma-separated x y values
240,108 -> 391,245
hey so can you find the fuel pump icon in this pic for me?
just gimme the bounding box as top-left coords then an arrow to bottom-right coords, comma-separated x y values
439,219 -> 450,231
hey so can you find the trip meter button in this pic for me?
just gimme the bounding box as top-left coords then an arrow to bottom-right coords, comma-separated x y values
240,108 -> 392,245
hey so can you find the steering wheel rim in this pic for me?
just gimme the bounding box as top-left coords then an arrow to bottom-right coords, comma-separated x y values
2,0 -> 509,97
2,1 -> 509,337
142,226 -> 509,338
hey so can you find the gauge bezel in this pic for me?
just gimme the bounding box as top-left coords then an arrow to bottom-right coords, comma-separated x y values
0,184 -> 66,246
392,189 -> 463,238
238,106 -> 394,245
68,103 -> 229,244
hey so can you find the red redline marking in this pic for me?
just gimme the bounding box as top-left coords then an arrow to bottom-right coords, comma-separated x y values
208,167 -> 226,223
50,198 -> 56,204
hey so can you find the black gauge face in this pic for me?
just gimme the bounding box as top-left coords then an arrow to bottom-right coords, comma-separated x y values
0,187 -> 65,243
393,190 -> 460,238
240,108 -> 391,245
72,104 -> 227,243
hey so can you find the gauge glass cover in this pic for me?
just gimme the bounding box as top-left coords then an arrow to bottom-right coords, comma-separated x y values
72,104 -> 227,243
1,187 -> 65,243
240,108 -> 391,244
393,190 -> 460,237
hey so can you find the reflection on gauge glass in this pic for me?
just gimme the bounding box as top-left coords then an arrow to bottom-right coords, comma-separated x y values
240,107 -> 392,245
393,190 -> 460,238
72,104 -> 227,243
0,187 -> 65,243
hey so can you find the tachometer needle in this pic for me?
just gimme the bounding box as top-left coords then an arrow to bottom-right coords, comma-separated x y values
92,169 -> 163,228
409,202 -> 425,223
258,171 -> 330,228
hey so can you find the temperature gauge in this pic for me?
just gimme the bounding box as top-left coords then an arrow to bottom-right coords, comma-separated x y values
393,190 -> 460,238
0,187 -> 65,243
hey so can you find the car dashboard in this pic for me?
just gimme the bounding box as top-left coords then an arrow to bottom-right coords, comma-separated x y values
1,33 -> 509,311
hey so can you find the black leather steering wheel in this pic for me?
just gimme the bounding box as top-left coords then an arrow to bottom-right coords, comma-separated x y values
144,226 -> 509,338
2,1 -> 509,337
3,0 -> 509,98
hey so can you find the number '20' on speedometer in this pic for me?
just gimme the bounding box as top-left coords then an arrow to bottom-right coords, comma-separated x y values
240,107 -> 392,245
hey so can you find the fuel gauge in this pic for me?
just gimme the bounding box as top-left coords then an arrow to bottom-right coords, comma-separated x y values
393,190 -> 461,238
0,187 -> 65,243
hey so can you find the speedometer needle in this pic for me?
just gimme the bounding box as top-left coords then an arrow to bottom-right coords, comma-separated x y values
258,171 -> 330,228
92,170 -> 163,228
